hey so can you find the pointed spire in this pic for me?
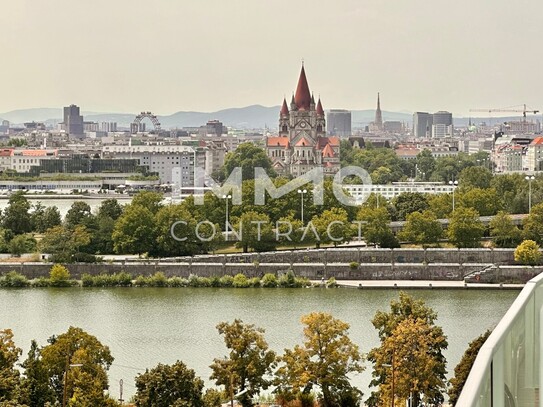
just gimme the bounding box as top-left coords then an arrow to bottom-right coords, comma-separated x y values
316,98 -> 324,116
311,93 -> 315,105
280,97 -> 289,116
375,92 -> 383,129
294,64 -> 311,110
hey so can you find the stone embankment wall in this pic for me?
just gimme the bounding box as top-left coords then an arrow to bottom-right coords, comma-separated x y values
0,248 -> 537,283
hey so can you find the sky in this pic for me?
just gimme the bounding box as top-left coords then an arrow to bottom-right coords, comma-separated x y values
1,0 -> 542,116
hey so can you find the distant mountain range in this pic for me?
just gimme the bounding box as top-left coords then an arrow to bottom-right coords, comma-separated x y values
0,106 -> 534,130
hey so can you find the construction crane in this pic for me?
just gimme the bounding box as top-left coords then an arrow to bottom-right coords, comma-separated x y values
469,104 -> 539,122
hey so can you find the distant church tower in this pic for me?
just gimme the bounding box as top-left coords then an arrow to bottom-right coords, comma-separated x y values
374,92 -> 383,130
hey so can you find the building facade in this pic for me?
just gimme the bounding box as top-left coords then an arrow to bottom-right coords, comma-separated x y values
62,105 -> 84,136
327,109 -> 351,137
266,65 -> 340,177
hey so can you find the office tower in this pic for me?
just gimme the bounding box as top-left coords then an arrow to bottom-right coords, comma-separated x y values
413,112 -> 433,137
327,109 -> 351,137
62,104 -> 84,136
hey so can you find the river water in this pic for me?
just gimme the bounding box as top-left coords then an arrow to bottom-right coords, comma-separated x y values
0,287 -> 519,402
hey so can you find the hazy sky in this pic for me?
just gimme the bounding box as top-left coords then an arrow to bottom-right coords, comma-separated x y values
1,0 -> 542,116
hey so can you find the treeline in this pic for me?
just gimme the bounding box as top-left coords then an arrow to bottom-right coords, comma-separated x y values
0,293 -> 487,407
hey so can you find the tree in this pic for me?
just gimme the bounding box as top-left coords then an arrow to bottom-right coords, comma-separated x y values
357,206 -> 399,248
134,361 -> 204,407
458,166 -> 492,190
448,330 -> 491,406
131,191 -> 163,215
372,318 -> 448,407
31,205 -> 62,233
112,204 -> 156,255
276,312 -> 364,407
49,264 -> 71,287
311,207 -> 354,247
17,340 -> 56,407
447,207 -> 484,248
427,193 -> 452,219
232,211 -> 276,253
391,192 -> 429,221
39,327 -> 114,404
457,188 -> 501,216
398,210 -> 442,246
65,202 -> 94,229
8,234 -> 36,257
514,240 -> 541,265
415,149 -> 435,181
0,329 -> 21,403
2,191 -> 31,235
523,203 -> 543,244
210,320 -> 276,407
97,199 -> 123,221
220,143 -> 276,181
40,225 -> 91,263
367,292 -> 448,407
489,211 -> 522,248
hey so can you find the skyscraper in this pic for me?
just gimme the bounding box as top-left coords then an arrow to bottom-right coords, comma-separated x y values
327,109 -> 351,137
432,111 -> 453,138
413,112 -> 433,138
62,104 -> 84,136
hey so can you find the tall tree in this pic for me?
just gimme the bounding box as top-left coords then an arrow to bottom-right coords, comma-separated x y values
311,207 -> 354,247
232,211 -> 276,253
17,340 -> 56,407
398,210 -> 442,246
31,205 -> 62,233
97,199 -> 123,221
65,201 -> 95,229
415,149 -> 435,181
458,166 -> 492,190
357,206 -> 399,248
391,192 -> 429,221
134,361 -> 204,407
131,191 -> 163,215
39,225 -> 91,263
220,143 -> 276,181
0,329 -> 21,403
210,320 -> 276,407
2,191 -> 31,235
112,204 -> 156,255
367,292 -> 448,407
489,211 -> 522,248
448,330 -> 491,406
447,207 -> 484,248
523,202 -> 543,244
457,188 -> 501,216
276,312 -> 364,407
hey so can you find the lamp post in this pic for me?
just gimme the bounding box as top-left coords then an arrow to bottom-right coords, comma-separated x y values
223,194 -> 232,241
62,359 -> 83,407
526,175 -> 535,212
449,180 -> 458,211
297,189 -> 307,225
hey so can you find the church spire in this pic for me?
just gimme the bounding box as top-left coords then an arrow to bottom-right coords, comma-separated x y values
280,97 -> 289,116
375,92 -> 383,130
294,64 -> 311,110
316,98 -> 324,116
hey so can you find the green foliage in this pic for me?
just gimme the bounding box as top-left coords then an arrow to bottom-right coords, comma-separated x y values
81,272 -> 133,287
349,262 -> 359,270
447,207 -> 485,248
2,192 -> 31,235
0,271 -> 30,288
232,273 -> 250,288
398,210 -> 442,246
489,211 -> 522,248
276,312 -> 364,407
220,142 -> 276,181
131,191 -> 163,214
97,199 -> 123,221
17,340 -> 56,407
391,192 -> 429,221
278,270 -> 309,288
202,389 -> 223,407
134,361 -> 204,407
458,166 -> 493,190
326,277 -> 338,288
8,234 -> 36,257
261,273 -> 278,288
30,203 -> 62,233
415,149 -> 436,181
341,145 -> 410,184
39,225 -> 91,263
427,193 -> 453,219
357,206 -> 399,248
233,211 -> 276,253
457,188 -> 501,216
367,292 -> 448,407
523,202 -> 543,244
219,275 -> 234,287
48,264 -> 72,287
514,240 -> 541,265
0,329 -> 22,402
210,320 -> 276,407
65,201 -> 94,229
448,330 -> 491,406
311,207 -> 354,247
112,204 -> 156,255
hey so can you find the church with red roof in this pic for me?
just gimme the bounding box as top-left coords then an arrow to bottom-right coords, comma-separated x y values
266,64 -> 340,177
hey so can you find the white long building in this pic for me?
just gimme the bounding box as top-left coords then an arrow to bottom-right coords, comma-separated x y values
344,182 -> 455,204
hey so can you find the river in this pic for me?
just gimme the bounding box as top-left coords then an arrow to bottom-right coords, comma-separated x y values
0,287 -> 519,402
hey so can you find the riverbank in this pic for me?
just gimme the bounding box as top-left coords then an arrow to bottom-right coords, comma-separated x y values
331,279 -> 525,290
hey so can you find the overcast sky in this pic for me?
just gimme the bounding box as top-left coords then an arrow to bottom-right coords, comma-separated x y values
1,0 -> 542,116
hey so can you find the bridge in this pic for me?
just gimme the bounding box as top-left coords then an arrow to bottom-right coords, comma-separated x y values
458,272 -> 542,406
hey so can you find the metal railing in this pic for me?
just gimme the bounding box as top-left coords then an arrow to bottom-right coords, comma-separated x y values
457,273 -> 543,406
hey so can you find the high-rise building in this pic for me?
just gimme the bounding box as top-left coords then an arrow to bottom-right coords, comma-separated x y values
0,120 -> 9,134
327,109 -> 351,137
432,111 -> 453,138
62,104 -> 84,136
205,120 -> 225,136
100,122 -> 118,132
413,112 -> 433,137
266,64 -> 340,177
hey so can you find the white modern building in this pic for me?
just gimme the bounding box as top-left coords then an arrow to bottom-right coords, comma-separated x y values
344,182 -> 455,204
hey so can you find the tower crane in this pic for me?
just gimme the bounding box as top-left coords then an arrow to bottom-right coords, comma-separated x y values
469,104 -> 539,122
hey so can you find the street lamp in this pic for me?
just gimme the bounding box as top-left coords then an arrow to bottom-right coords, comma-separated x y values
526,176 -> 535,212
223,194 -> 232,241
449,180 -> 459,211
62,362 -> 83,407
297,189 -> 307,225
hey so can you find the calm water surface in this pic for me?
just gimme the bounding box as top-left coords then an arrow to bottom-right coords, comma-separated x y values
0,287 -> 519,401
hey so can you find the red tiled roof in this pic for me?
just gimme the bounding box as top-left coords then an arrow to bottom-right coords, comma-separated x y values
267,137 -> 289,147
0,149 -> 13,157
322,143 -> 335,158
280,98 -> 289,116
530,137 -> 543,146
316,98 -> 324,116
295,137 -> 311,147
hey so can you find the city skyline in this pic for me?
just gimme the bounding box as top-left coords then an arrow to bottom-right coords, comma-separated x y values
1,0 -> 542,116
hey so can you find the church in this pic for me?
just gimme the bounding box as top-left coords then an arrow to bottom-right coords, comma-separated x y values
266,64 -> 340,177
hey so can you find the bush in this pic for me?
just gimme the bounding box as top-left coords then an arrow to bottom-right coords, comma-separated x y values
0,271 -> 30,287
515,240 -> 542,265
71,252 -> 102,263
32,277 -> 51,287
168,277 -> 188,287
232,273 -> 250,288
49,264 -> 72,287
209,276 -> 221,287
8,234 -> 36,257
261,273 -> 277,288
349,262 -> 359,270
219,275 -> 234,287
248,277 -> 261,287
278,270 -> 307,288
326,277 -> 338,288
81,272 -> 133,287
134,275 -> 150,287
149,272 -> 168,287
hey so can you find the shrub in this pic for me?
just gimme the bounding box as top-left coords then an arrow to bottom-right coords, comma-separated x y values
232,273 -> 250,288
0,271 -> 30,288
168,277 -> 188,287
248,277 -> 261,287
219,275 -> 234,287
81,272 -> 133,287
209,276 -> 221,287
32,277 -> 51,287
49,264 -> 72,287
349,262 -> 359,270
515,240 -> 542,265
134,275 -> 150,287
149,272 -> 168,287
261,273 -> 277,288
71,252 -> 102,263
278,270 -> 297,288
326,277 -> 338,288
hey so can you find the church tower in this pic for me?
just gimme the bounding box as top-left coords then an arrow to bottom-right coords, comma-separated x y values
374,92 -> 383,130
